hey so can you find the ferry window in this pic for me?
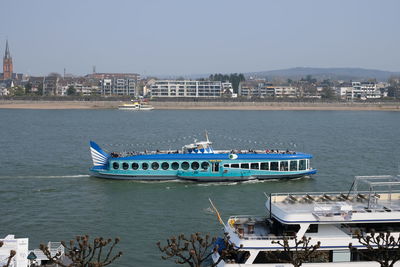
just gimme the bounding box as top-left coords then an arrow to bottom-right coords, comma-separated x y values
250,163 -> 259,170
241,163 -> 249,169
280,161 -> 288,171
270,162 -> 279,171
131,163 -> 139,170
151,162 -> 159,170
260,162 -> 269,170
181,161 -> 189,170
142,163 -> 148,170
223,164 -> 229,168
290,160 -> 298,171
171,162 -> 179,170
201,162 -> 209,170
231,164 -> 239,168
191,162 -> 199,170
299,160 -> 306,170
122,162 -> 129,170
112,162 -> 119,170
161,162 -> 169,170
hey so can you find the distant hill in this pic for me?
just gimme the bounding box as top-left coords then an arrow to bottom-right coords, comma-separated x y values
246,67 -> 400,82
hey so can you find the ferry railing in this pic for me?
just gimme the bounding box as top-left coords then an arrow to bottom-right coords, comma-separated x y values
269,190 -> 400,213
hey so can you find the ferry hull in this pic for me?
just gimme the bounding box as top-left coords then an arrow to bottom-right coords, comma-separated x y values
90,170 -> 177,181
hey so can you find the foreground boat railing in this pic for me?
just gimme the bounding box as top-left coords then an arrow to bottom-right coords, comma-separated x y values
226,215 -> 296,240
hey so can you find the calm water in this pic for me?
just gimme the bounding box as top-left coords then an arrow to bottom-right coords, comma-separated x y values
0,109 -> 399,266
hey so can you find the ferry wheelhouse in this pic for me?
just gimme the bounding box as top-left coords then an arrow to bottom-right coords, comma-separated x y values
212,175 -> 400,266
89,135 -> 316,181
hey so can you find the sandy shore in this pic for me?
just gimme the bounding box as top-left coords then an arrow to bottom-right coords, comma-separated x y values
0,100 -> 399,111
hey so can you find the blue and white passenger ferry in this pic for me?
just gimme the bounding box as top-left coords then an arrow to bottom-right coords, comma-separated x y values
89,134 -> 316,181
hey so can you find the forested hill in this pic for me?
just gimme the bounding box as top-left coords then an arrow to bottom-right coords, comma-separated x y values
246,67 -> 400,81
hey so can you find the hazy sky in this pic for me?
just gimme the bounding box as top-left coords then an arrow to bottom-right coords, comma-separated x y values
1,0 -> 399,76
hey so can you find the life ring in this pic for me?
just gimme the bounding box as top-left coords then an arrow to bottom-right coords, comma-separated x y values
229,153 -> 238,160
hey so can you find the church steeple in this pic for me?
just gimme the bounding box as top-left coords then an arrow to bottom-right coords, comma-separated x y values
4,40 -> 11,60
3,40 -> 13,80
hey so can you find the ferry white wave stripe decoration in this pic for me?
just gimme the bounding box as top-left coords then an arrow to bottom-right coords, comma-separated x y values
90,141 -> 109,166
89,132 -> 317,182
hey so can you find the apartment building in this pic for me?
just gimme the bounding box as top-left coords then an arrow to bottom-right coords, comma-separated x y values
101,77 -> 136,96
148,80 -> 223,97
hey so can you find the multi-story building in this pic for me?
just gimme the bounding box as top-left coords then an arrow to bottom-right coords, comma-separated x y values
346,81 -> 381,100
43,76 -> 59,95
58,77 -> 101,95
239,81 -> 298,98
148,80 -> 223,97
100,77 -> 136,96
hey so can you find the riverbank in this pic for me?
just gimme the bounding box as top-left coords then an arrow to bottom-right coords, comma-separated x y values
0,100 -> 399,111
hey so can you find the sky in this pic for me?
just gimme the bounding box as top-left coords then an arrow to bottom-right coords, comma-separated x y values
1,0 -> 400,76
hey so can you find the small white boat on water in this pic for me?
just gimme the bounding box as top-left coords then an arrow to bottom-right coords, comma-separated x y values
118,100 -> 154,111
212,175 -> 400,266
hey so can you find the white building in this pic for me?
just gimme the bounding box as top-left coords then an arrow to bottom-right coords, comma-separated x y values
149,80 -> 223,97
347,81 -> 381,100
101,78 -> 136,96
239,82 -> 297,98
0,235 -> 28,267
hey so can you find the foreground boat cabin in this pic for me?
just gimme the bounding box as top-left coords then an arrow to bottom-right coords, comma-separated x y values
213,175 -> 400,266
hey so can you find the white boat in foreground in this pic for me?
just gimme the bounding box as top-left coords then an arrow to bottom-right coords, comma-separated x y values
118,100 -> 154,111
213,175 -> 400,266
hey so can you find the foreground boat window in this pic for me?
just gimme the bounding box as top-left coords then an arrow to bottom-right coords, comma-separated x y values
152,162 -> 159,170
112,162 -> 119,169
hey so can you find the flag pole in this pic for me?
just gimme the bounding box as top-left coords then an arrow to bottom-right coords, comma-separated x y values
209,198 -> 226,227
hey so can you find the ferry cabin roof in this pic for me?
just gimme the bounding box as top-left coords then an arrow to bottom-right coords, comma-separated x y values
110,152 -> 312,161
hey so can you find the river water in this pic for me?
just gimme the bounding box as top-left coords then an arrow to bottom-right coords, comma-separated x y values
0,109 -> 399,266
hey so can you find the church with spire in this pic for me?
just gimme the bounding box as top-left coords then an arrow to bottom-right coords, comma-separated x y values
2,40 -> 13,80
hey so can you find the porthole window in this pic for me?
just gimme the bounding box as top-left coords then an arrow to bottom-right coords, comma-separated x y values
191,162 -> 199,170
152,162 -> 159,170
181,161 -> 189,170
171,162 -> 179,170
132,163 -> 139,170
142,162 -> 148,170
122,162 -> 129,170
201,162 -> 209,170
161,162 -> 169,170
112,162 -> 119,170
